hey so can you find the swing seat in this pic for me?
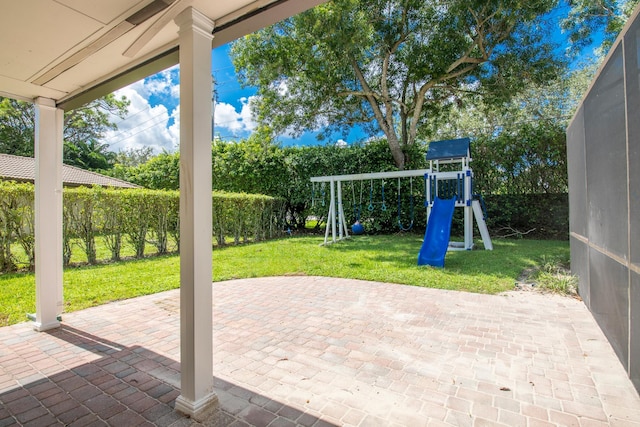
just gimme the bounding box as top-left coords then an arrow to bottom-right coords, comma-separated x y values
351,221 -> 364,235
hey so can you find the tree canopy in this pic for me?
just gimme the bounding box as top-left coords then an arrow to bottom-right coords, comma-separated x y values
562,0 -> 639,54
0,94 -> 129,170
231,0 -> 564,169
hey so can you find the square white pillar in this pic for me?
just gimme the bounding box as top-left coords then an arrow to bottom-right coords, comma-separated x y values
173,7 -> 217,421
33,97 -> 64,331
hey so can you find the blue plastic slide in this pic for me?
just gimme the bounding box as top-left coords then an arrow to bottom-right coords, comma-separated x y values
417,197 -> 456,268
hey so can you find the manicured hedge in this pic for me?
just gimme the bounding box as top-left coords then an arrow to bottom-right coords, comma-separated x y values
0,181 -> 285,272
449,193 -> 568,240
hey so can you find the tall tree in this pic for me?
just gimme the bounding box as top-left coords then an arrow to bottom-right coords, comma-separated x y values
0,94 -> 129,170
419,62 -> 597,195
114,146 -> 155,168
422,61 -> 597,141
562,0 -> 639,54
231,0 -> 563,169
0,98 -> 36,157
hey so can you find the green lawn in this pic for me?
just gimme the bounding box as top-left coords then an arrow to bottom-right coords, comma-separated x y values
0,234 -> 569,327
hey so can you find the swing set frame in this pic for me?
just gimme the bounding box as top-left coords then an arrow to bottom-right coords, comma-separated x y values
310,169 -> 430,244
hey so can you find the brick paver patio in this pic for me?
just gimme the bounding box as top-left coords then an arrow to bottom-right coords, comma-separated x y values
1,276 -> 639,426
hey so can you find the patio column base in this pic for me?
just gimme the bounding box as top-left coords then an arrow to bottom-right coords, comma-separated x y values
32,319 -> 61,332
175,392 -> 219,422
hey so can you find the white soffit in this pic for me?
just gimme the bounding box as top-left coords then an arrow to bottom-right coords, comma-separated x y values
0,0 -> 326,109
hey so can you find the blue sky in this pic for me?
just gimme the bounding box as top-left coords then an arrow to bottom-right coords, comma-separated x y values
101,2 -> 599,154
102,43 -> 361,153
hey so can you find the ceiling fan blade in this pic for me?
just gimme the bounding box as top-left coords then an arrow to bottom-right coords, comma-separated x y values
123,0 -> 193,58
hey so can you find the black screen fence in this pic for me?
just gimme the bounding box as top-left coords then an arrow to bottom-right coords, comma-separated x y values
567,8 -> 640,393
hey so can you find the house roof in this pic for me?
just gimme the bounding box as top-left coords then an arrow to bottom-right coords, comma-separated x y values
0,0 -> 325,110
0,154 -> 139,188
425,138 -> 471,161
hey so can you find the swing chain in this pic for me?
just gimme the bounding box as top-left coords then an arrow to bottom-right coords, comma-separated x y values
397,177 -> 414,231
368,180 -> 375,211
351,181 -> 361,221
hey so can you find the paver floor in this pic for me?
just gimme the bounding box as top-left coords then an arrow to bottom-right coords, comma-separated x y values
1,276 -> 639,426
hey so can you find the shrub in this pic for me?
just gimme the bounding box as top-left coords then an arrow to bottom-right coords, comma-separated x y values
0,183 -> 285,272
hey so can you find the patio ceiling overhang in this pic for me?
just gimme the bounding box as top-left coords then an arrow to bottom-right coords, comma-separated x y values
0,0 -> 326,421
0,0 -> 324,110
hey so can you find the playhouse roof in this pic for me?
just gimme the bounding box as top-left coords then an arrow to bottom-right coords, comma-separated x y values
425,137 -> 471,161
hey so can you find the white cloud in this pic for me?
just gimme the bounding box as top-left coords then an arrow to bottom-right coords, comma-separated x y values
213,96 -> 257,137
335,139 -> 347,148
103,81 -> 179,153
239,97 -> 257,131
138,65 -> 180,99
168,105 -> 180,146
102,64 -> 263,150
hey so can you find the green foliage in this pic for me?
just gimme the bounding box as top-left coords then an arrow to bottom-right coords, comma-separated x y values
482,194 -> 568,239
0,182 -> 34,271
212,191 -> 286,245
0,94 -> 129,170
231,0 -> 563,168
472,124 -> 568,195
0,183 -> 284,272
423,63 -> 596,142
110,151 -> 180,190
562,0 -> 639,55
0,98 -> 35,157
522,254 -> 578,295
97,189 -> 126,261
113,136 -> 569,236
113,138 -> 425,229
120,190 -> 154,258
64,140 -> 116,171
64,187 -> 100,264
114,147 -> 155,168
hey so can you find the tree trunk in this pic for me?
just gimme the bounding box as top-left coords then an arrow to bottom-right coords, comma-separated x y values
386,131 -> 405,170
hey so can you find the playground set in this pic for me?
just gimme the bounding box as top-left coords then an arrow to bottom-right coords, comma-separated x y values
310,138 -> 492,267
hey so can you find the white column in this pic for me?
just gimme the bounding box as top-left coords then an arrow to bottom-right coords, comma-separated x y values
464,169 -> 473,250
173,7 -> 217,420
330,179 -> 336,242
34,97 -> 63,332
337,181 -> 343,240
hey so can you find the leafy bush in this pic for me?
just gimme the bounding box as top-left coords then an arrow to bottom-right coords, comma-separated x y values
108,131 -> 569,237
0,182 -> 285,272
0,182 -> 34,271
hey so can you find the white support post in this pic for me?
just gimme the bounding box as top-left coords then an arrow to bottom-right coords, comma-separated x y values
174,7 -> 217,421
464,206 -> 473,249
338,182 -> 349,239
337,180 -> 345,240
330,179 -> 336,243
425,172 -> 432,222
323,195 -> 333,244
464,169 -> 474,250
472,200 -> 493,250
33,97 -> 63,332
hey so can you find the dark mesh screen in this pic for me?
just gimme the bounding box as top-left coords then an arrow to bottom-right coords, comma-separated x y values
625,22 -> 640,267
567,107 -> 587,237
631,271 -> 640,391
570,237 -> 590,308
589,248 -> 629,369
584,45 -> 628,259
566,12 -> 640,394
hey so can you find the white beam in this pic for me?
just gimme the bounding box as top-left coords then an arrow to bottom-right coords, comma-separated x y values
173,7 -> 217,421
33,97 -> 63,331
310,169 -> 432,183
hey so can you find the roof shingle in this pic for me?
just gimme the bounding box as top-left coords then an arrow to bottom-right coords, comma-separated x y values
0,154 -> 139,188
